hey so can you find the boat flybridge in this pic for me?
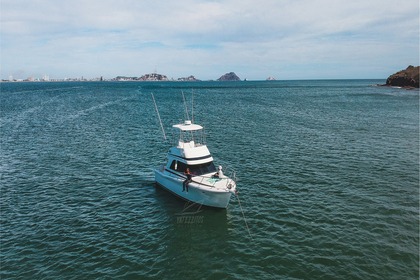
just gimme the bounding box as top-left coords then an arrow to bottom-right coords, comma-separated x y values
154,120 -> 237,208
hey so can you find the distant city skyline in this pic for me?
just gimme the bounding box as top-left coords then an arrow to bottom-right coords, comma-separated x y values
1,0 -> 419,81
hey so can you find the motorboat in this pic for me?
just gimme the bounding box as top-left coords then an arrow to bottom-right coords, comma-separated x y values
154,120 -> 237,208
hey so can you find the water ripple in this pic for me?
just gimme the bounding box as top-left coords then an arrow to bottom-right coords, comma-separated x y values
1,81 -> 418,279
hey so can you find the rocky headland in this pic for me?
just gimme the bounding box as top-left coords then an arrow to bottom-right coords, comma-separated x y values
385,66 -> 419,88
217,72 -> 241,81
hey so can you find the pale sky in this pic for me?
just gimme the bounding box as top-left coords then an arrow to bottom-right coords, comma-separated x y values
1,0 -> 419,80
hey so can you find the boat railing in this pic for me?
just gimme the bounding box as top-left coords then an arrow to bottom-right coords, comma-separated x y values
193,167 -> 237,189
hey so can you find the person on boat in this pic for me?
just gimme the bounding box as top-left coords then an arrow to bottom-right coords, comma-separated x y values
183,168 -> 192,192
213,166 -> 224,178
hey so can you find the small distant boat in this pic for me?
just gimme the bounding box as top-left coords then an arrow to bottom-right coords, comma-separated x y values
154,120 -> 237,208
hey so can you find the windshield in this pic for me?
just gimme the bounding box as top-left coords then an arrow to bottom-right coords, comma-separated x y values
189,161 -> 216,176
170,160 -> 216,176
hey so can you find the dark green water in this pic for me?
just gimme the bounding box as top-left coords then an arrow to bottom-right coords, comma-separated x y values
1,80 -> 419,279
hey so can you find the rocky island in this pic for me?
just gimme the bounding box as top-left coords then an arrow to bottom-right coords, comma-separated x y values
113,73 -> 169,81
138,73 -> 169,81
113,72 -> 245,82
217,72 -> 241,81
178,75 -> 200,81
385,66 -> 419,88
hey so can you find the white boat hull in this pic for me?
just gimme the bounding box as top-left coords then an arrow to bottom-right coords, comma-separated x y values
154,169 -> 233,208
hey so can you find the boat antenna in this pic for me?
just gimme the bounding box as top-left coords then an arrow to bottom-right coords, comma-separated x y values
181,90 -> 190,121
151,93 -> 167,141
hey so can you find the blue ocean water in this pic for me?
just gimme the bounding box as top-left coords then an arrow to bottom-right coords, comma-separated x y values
0,80 -> 418,279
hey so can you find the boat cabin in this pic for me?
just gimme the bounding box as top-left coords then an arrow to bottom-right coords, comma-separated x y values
166,120 -> 217,176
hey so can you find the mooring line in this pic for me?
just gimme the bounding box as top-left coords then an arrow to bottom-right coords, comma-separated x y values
237,194 -> 253,240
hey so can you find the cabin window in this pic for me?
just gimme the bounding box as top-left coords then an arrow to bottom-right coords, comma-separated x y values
170,160 -> 187,172
188,161 -> 216,175
170,160 -> 216,175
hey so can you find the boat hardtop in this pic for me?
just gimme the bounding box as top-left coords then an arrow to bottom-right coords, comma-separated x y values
169,120 -> 213,165
173,120 -> 202,131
